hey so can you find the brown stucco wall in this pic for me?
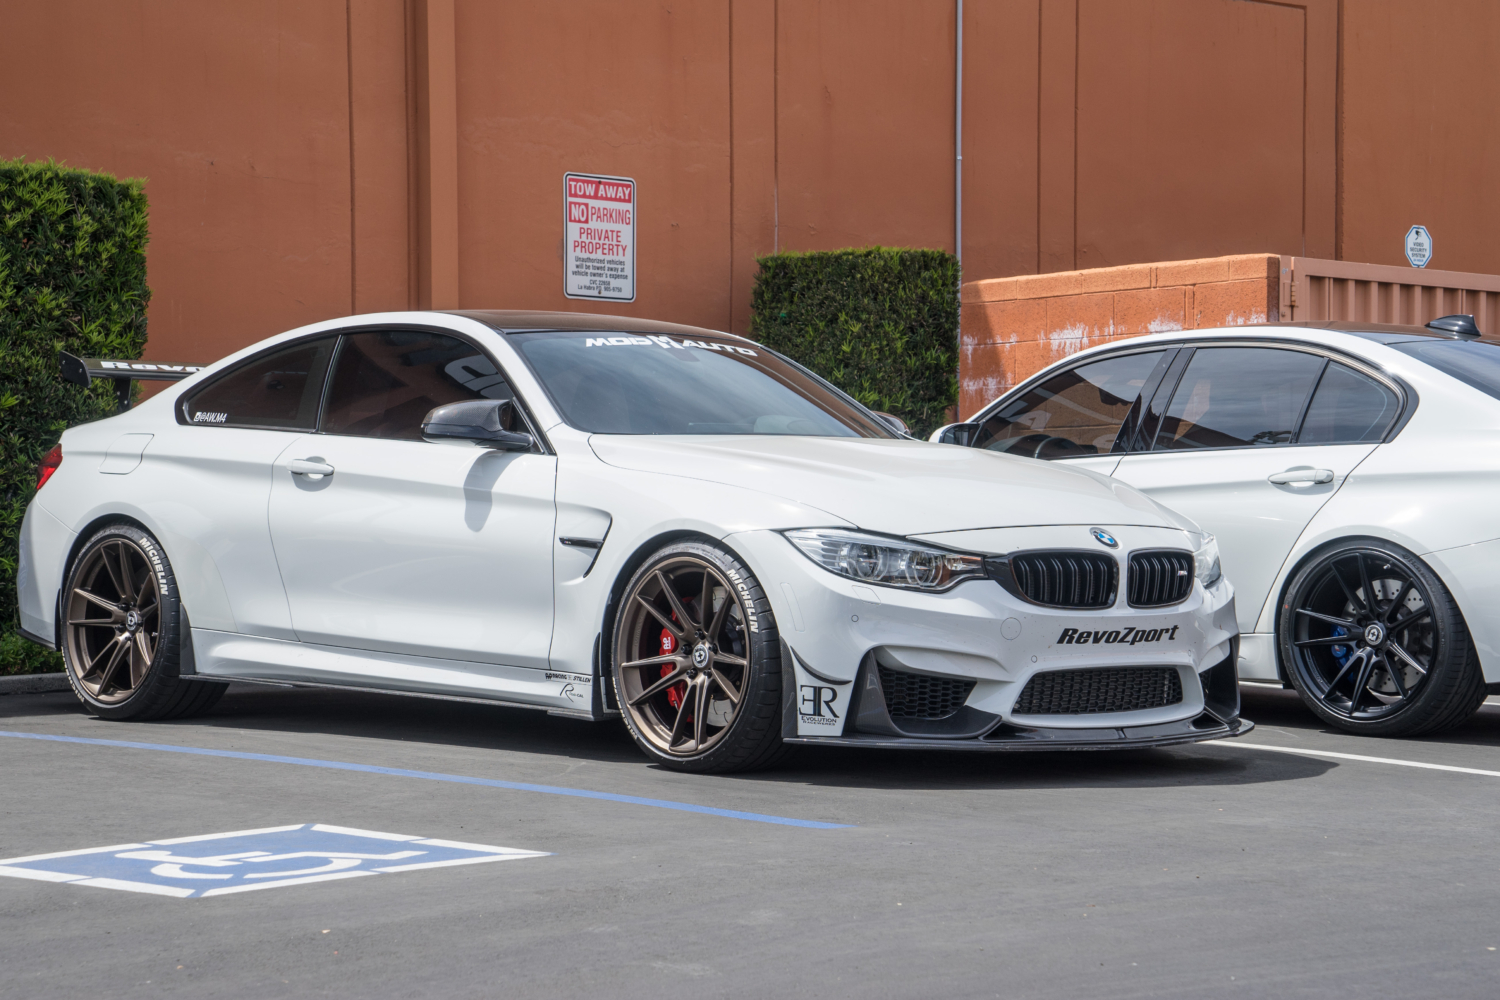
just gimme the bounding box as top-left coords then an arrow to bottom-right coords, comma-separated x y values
1339,0 -> 1500,273
454,0 -> 733,329
2,2 -> 358,369
2,1 -> 1496,371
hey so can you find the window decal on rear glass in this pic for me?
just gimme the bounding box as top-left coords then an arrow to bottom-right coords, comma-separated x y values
191,412 -> 228,424
443,354 -> 513,400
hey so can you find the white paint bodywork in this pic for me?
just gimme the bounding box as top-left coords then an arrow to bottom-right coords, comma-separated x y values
960,325 -> 1500,685
19,312 -> 1236,740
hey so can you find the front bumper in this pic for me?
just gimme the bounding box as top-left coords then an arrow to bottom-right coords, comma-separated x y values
729,525 -> 1248,750
780,637 -> 1252,751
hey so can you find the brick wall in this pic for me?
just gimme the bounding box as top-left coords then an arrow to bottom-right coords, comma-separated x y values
959,253 -> 1280,417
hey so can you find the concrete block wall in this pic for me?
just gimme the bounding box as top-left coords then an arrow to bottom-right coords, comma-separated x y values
959,254 -> 1280,418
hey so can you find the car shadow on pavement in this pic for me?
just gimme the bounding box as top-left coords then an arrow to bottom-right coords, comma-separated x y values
1239,683 -> 1500,750
3,684 -> 1337,791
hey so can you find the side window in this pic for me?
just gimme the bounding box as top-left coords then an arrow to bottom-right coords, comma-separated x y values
1297,362 -> 1399,444
1153,347 -> 1325,451
974,351 -> 1167,460
320,330 -> 520,441
181,337 -> 336,430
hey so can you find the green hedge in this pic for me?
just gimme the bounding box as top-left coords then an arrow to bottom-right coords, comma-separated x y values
1,158 -> 150,674
749,247 -> 959,438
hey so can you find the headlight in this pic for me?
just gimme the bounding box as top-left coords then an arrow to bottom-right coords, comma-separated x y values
783,529 -> 987,592
1194,534 -> 1222,588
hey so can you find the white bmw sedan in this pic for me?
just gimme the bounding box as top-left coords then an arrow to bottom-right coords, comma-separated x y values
937,316 -> 1499,738
18,311 -> 1247,772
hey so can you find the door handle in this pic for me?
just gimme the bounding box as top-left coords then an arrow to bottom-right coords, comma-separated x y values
1268,468 -> 1334,485
289,458 -> 335,479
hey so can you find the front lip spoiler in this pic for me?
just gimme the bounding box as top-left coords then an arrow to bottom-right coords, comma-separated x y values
785,716 -> 1254,751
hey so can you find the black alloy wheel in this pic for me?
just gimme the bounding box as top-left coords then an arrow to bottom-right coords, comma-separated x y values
612,539 -> 788,773
1279,540 -> 1485,737
62,524 -> 227,721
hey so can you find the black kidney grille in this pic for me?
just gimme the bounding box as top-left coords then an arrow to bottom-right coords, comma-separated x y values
878,666 -> 976,720
1013,667 -> 1183,715
1007,551 -> 1117,609
1128,550 -> 1194,607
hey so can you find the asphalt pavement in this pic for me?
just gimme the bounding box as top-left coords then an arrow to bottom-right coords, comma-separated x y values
2,682 -> 1498,999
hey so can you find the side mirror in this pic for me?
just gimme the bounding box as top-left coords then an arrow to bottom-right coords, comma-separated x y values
872,410 -> 910,435
421,399 -> 534,451
930,422 -> 981,447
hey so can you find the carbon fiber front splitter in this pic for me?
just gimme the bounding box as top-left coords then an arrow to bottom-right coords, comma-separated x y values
784,715 -> 1254,751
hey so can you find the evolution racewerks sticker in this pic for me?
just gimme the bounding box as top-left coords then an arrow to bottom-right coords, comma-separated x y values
1056,625 -> 1180,646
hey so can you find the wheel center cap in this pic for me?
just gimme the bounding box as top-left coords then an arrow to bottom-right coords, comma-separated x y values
124,610 -> 141,632
692,644 -> 711,668
1363,622 -> 1386,647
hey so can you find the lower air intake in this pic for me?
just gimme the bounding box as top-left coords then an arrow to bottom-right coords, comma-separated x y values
878,666 -> 975,721
1012,667 -> 1183,715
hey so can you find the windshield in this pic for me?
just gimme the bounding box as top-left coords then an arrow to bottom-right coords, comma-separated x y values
510,331 -> 895,437
1390,339 -> 1500,402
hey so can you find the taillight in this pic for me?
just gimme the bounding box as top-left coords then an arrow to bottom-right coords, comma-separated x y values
36,444 -> 62,490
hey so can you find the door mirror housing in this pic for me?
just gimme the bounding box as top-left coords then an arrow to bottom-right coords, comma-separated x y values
421,399 -> 534,451
872,410 -> 910,435
930,421 -> 981,446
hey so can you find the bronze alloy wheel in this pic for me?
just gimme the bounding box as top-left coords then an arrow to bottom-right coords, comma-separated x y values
61,524 -> 226,722
65,536 -> 163,703
616,554 -> 753,758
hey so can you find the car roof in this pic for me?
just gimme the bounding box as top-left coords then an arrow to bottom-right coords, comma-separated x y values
448,309 -> 751,342
1275,320 -> 1496,346
1058,321 -> 1496,361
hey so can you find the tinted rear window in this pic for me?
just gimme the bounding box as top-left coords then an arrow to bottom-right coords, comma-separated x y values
1391,340 -> 1500,401
1297,363 -> 1399,444
181,337 -> 335,430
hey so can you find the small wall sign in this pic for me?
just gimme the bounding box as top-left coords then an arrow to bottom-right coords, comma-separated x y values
565,172 -> 636,301
1405,225 -> 1433,268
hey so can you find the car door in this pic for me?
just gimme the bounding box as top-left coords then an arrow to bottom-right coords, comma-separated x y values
267,328 -> 557,671
1111,345 -> 1400,631
167,334 -> 338,638
968,347 -> 1176,477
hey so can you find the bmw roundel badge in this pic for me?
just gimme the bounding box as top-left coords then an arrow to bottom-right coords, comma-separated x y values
1090,528 -> 1119,548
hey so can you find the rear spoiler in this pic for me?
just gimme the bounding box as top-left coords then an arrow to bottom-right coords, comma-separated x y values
59,351 -> 207,412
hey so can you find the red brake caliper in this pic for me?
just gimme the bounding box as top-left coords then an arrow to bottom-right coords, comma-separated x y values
660,620 -> 686,709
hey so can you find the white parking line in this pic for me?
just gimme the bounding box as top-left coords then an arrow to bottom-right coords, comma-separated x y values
1218,740 -> 1500,777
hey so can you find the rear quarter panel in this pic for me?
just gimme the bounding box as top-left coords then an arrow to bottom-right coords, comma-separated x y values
1248,360 -> 1500,682
30,392 -> 296,639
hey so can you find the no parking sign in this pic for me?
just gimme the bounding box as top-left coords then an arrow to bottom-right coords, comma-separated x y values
565,172 -> 636,301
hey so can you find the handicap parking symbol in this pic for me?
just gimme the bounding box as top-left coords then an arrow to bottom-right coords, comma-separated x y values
0,823 -> 550,898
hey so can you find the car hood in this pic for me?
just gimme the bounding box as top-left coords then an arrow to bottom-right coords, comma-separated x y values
589,436 -> 1198,536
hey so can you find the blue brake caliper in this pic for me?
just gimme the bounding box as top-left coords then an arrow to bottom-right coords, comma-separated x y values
1330,625 -> 1350,667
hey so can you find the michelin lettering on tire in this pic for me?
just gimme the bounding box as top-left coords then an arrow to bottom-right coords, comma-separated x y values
725,565 -> 758,633
139,535 -> 170,598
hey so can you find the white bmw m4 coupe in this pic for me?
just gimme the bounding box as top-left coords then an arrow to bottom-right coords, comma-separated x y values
18,311 -> 1248,772
937,315 -> 1500,739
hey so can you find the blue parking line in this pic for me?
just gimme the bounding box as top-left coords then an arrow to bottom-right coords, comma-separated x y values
0,730 -> 850,830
